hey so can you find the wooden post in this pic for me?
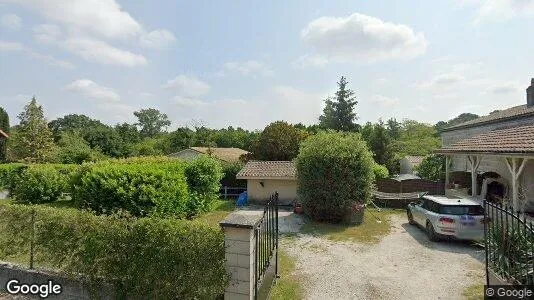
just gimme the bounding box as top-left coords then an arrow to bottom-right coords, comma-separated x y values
445,155 -> 451,187
468,155 -> 482,197
505,157 -> 529,212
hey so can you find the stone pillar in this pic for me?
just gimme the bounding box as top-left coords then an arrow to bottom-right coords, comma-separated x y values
219,211 -> 263,300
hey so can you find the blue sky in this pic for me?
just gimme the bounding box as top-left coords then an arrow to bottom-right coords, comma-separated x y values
0,0 -> 533,130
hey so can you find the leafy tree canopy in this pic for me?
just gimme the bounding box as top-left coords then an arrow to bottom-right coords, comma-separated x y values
253,121 -> 308,161
134,108 -> 171,138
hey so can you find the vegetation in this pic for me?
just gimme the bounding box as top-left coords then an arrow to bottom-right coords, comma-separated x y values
270,249 -> 303,300
0,107 -> 9,162
253,121 -> 308,161
0,203 -> 228,299
301,209 -> 404,243
319,76 -> 359,132
184,156 -> 224,216
416,154 -> 446,181
134,108 -> 171,138
11,165 -> 68,204
372,163 -> 389,180
296,132 -> 375,222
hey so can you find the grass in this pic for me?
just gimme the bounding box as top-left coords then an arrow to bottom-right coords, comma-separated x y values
0,199 -> 12,205
462,268 -> 485,300
270,249 -> 303,300
195,199 -> 236,227
301,208 -> 405,244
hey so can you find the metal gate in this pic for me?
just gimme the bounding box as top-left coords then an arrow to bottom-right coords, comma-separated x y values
484,201 -> 534,285
254,192 -> 279,300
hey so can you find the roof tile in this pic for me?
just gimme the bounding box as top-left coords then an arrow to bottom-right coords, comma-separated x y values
236,161 -> 296,179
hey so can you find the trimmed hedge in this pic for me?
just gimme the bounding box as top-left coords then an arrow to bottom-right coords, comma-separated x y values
0,163 -> 25,192
12,165 -> 67,203
296,132 -> 375,222
0,204 -> 227,299
72,162 -> 190,217
185,156 -> 224,216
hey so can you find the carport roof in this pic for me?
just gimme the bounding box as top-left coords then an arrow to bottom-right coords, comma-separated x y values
236,161 -> 296,180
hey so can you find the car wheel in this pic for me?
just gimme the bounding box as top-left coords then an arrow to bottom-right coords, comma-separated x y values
407,210 -> 416,225
426,221 -> 440,242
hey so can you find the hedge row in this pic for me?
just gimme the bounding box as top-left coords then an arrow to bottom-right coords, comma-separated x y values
0,203 -> 227,299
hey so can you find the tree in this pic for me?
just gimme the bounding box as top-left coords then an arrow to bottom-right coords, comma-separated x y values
253,121 -> 308,161
134,108 -> 171,138
296,132 -> 375,222
434,113 -> 479,136
48,114 -> 106,141
386,118 -> 401,140
82,126 -> 126,158
392,120 -> 441,156
170,127 -> 196,152
0,107 -> 9,161
57,132 -> 106,164
363,120 -> 397,173
416,154 -> 446,181
115,122 -> 141,144
8,97 -> 57,162
319,76 -> 359,131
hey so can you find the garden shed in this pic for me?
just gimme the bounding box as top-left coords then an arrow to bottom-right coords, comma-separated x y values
236,161 -> 297,205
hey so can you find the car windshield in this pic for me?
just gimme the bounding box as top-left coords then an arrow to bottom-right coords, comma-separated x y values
440,205 -> 484,215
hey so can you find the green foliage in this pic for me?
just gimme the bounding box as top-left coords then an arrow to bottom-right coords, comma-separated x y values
372,163 -> 389,180
319,76 -> 359,131
184,156 -> 224,216
48,114 -> 107,142
0,204 -> 228,299
57,132 -> 107,164
296,132 -> 375,222
434,113 -> 479,135
72,162 -> 190,217
361,121 -> 397,173
114,122 -> 141,144
12,165 -> 67,203
254,121 -> 308,161
134,108 -> 171,138
0,107 -> 9,162
128,136 -> 171,157
391,120 -> 441,157
169,127 -> 195,152
81,125 -> 126,158
221,161 -> 246,187
0,163 -> 25,191
416,154 -> 445,181
8,97 -> 57,163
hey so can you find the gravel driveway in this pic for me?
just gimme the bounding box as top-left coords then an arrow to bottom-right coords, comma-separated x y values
281,213 -> 485,300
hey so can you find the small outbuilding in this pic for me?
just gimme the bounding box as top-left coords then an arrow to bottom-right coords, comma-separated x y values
168,147 -> 249,163
399,155 -> 425,174
236,161 -> 297,205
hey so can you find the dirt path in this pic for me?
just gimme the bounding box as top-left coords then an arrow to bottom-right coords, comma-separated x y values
282,214 -> 485,300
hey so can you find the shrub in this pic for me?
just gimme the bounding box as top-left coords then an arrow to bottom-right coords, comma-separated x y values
12,165 -> 67,203
416,154 -> 445,181
0,204 -> 228,299
372,163 -> 389,180
72,162 -> 190,217
185,156 -> 224,216
221,161 -> 246,187
296,132 -> 375,222
0,163 -> 25,192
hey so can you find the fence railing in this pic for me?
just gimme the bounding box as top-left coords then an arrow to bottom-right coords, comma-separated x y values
219,186 -> 247,199
484,201 -> 534,286
254,192 -> 279,300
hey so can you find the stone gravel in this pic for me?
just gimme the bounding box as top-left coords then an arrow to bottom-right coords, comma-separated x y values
281,213 -> 485,300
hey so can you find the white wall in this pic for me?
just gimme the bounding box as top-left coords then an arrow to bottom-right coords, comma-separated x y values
247,179 -> 297,205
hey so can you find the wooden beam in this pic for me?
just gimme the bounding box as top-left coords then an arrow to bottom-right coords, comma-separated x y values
445,156 -> 451,187
468,155 -> 481,197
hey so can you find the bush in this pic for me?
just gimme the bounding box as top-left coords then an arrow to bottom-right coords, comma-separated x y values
72,162 -> 190,217
296,132 -> 375,222
416,154 -> 445,181
0,163 -> 25,192
0,204 -> 228,299
11,165 -> 67,203
185,156 -> 224,216
221,161 -> 246,188
372,163 -> 389,180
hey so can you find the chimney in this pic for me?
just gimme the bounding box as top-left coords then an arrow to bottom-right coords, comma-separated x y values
528,78 -> 534,107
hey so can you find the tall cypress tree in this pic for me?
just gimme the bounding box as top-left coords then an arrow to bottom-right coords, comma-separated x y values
319,76 -> 359,131
0,107 -> 9,161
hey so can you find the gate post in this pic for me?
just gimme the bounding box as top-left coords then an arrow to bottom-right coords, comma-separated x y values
220,211 -> 263,300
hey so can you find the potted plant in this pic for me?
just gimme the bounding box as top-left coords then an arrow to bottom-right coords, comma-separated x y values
345,202 -> 365,225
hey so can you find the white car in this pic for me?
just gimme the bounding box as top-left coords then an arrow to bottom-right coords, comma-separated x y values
406,195 -> 486,241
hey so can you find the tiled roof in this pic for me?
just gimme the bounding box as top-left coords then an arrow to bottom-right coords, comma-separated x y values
236,161 -> 296,179
405,155 -> 424,165
0,129 -> 8,138
443,104 -> 534,131
436,124 -> 534,155
190,147 -> 249,163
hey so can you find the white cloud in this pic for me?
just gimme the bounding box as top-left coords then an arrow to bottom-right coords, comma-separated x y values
371,95 -> 400,107
1,13 -> 21,30
61,35 -> 147,67
301,13 -> 428,63
64,79 -> 120,102
162,75 -> 212,97
487,82 -> 521,94
292,54 -> 328,68
33,24 -> 62,44
174,96 -> 209,108
224,60 -> 274,76
0,40 -> 74,69
474,0 -> 534,24
140,29 -> 176,49
416,72 -> 465,90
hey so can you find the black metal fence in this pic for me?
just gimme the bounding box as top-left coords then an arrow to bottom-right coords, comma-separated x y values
219,186 -> 247,199
254,192 -> 279,300
484,201 -> 534,285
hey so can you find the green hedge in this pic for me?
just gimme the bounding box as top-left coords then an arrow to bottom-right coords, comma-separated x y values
0,204 -> 227,299
0,163 -> 25,191
185,156 -> 224,216
72,162 -> 190,217
12,165 -> 67,203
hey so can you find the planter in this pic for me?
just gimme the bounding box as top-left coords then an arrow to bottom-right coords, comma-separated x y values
344,203 -> 365,225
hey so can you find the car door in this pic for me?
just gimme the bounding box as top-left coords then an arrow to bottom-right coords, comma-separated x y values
411,199 -> 426,225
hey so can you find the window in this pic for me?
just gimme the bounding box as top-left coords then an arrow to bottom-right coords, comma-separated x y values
440,205 -> 484,215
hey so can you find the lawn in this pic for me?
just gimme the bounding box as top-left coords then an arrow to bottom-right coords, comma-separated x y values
194,199 -> 236,227
270,248 -> 303,300
301,208 -> 405,244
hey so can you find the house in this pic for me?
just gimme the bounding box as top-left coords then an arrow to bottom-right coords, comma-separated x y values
236,161 -> 297,205
399,155 -> 425,174
168,147 -> 249,163
436,78 -> 534,213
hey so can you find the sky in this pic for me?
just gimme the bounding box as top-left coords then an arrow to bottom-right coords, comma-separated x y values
0,0 -> 533,130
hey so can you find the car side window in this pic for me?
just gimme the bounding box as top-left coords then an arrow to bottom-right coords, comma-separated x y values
430,202 -> 441,213
422,199 -> 430,210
